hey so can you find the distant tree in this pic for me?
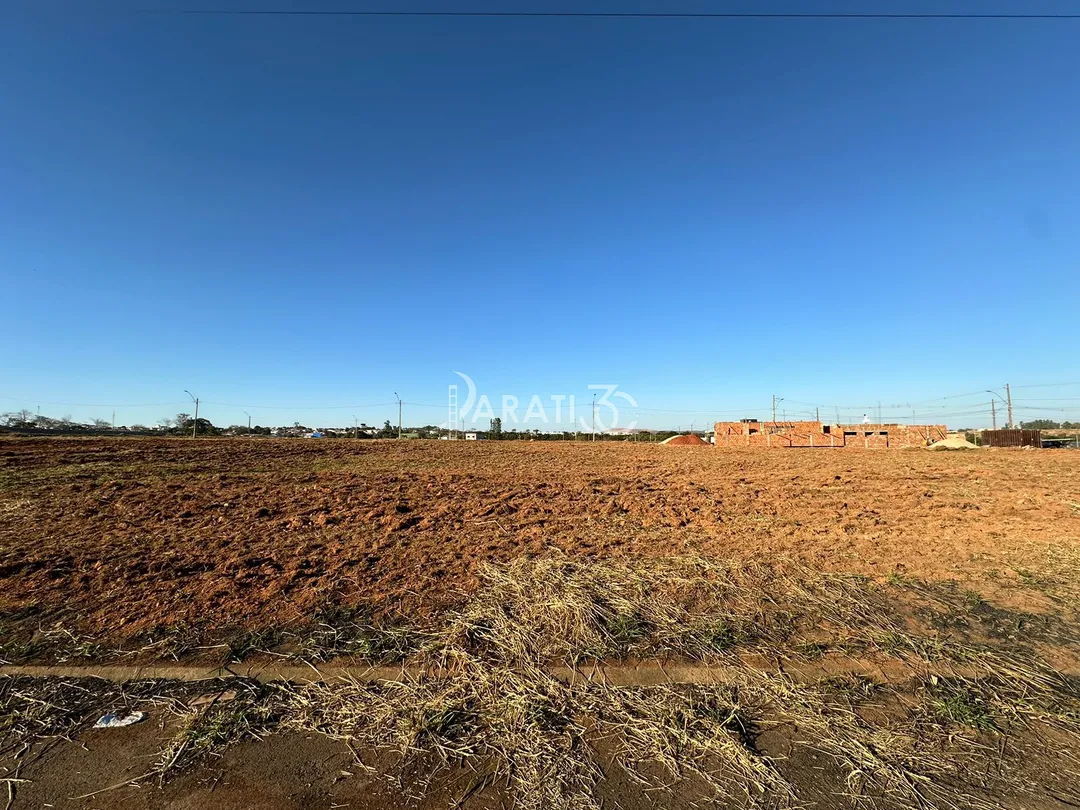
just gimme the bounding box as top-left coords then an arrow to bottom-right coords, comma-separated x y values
1,410 -> 36,428
378,419 -> 395,439
193,417 -> 219,435
490,417 -> 502,439
170,413 -> 219,436
1019,419 -> 1061,430
91,418 -> 111,429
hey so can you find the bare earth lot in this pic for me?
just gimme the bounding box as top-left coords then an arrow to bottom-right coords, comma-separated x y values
0,438 -> 1077,642
2,438 -> 1080,810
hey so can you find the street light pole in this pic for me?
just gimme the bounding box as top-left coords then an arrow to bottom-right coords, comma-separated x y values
772,395 -> 784,423
394,393 -> 402,439
245,412 -> 251,434
353,415 -> 358,440
184,390 -> 199,438
986,389 -> 1009,430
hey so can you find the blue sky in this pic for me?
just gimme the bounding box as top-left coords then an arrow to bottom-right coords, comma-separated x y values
2,1 -> 1078,430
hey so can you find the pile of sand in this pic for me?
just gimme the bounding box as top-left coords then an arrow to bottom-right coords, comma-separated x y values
661,433 -> 709,446
928,436 -> 979,450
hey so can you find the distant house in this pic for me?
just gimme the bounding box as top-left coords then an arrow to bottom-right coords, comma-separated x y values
273,426 -> 309,437
465,432 -> 479,441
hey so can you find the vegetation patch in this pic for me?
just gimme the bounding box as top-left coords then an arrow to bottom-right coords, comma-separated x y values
155,683 -> 277,777
3,557 -> 1080,809
298,605 -> 427,664
932,688 -> 997,731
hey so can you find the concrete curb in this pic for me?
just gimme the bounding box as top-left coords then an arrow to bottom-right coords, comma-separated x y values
0,655 -> 938,687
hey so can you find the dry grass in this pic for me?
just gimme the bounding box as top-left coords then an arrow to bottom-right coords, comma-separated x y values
584,683 -> 790,805
747,671 -> 997,810
4,555 -> 1080,808
269,555 -> 1080,809
296,605 -> 429,664
281,643 -> 598,810
0,678 -> 94,757
443,555 -> 900,665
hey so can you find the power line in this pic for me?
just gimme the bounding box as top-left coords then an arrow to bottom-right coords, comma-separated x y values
166,9 -> 1080,20
771,384 -> 1080,414
1011,381 -> 1080,389
1012,405 -> 1079,413
777,387 -> 1005,411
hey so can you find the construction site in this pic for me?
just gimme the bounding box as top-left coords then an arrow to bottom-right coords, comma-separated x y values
713,419 -> 948,448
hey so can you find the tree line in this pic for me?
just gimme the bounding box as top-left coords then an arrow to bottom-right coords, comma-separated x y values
1017,420 -> 1080,430
2,409 -> 701,442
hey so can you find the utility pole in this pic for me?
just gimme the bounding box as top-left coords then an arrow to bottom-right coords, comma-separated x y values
815,407 -> 820,422
394,392 -> 402,439
111,410 -> 115,428
184,390 -> 199,438
353,415 -> 358,440
1005,383 -> 1013,429
772,395 -> 780,422
591,394 -> 597,441
835,406 -> 840,424
990,400 -> 997,430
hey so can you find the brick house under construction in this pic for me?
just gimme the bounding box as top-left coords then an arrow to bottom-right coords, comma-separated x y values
713,420 -> 947,449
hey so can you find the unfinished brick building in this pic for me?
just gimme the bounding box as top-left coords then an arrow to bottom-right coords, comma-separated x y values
713,420 -> 947,449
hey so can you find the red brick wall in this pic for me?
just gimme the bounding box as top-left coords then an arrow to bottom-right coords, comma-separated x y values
713,421 -> 947,449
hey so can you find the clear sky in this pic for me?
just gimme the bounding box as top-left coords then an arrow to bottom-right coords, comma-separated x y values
2,1 -> 1078,430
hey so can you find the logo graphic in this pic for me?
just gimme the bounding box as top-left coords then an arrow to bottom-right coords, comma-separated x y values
583,384 -> 638,433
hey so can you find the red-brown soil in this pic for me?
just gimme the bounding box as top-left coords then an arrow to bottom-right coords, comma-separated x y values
1,438 -> 1077,643
661,433 -> 709,445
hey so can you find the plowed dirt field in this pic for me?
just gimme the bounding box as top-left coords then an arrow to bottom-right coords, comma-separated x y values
1,437 -> 1077,643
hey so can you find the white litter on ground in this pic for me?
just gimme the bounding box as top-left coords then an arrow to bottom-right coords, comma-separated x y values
93,711 -> 146,729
